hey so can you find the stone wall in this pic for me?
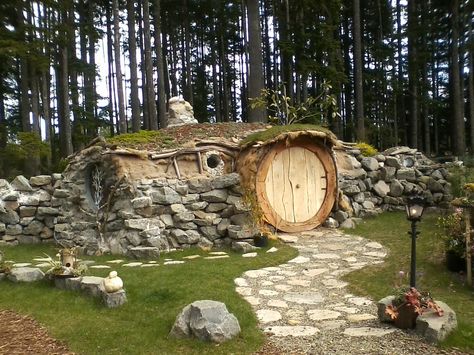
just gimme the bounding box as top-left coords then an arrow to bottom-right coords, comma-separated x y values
330,146 -> 451,228
0,175 -> 62,245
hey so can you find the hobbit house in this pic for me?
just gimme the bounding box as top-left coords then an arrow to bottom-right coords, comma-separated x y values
0,123 -> 452,256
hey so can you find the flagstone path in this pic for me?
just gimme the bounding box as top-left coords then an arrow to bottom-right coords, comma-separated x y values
236,229 -> 465,355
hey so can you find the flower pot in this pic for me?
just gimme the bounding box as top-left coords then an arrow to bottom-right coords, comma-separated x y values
445,250 -> 466,272
253,234 -> 268,247
393,304 -> 418,329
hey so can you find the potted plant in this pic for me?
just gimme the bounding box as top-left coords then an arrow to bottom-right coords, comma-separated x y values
43,251 -> 88,279
385,287 -> 443,329
436,208 -> 474,272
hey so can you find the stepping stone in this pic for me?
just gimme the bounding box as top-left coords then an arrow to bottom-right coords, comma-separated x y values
277,270 -> 297,276
204,255 -> 229,260
302,268 -> 328,277
347,313 -> 377,322
343,257 -> 358,263
274,284 -> 293,292
257,309 -> 282,323
234,277 -> 248,287
332,306 -> 360,314
209,251 -> 228,256
147,261 -> 158,264
343,327 -> 395,337
264,325 -> 319,337
245,269 -> 269,278
268,300 -> 288,308
268,275 -> 285,281
141,264 -> 159,268
13,263 -> 31,267
287,319 -> 301,325
324,243 -> 345,251
287,279 -> 311,287
259,289 -> 279,296
288,256 -> 310,264
262,266 -> 281,272
35,263 -> 51,268
365,242 -> 383,249
164,261 -> 185,265
266,247 -> 278,253
261,280 -> 274,286
348,297 -> 373,306
278,234 -> 298,243
307,309 -> 342,321
283,292 -> 324,305
106,260 -> 124,264
350,262 -> 368,268
319,320 -> 347,330
122,262 -> 143,267
182,255 -> 201,259
363,251 -> 387,258
236,287 -> 253,296
313,253 -> 341,260
244,296 -> 260,306
242,252 -> 257,258
164,258 -> 173,261
90,265 -> 111,269
321,279 -> 348,289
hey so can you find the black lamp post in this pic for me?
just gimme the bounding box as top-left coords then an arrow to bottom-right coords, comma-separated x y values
405,195 -> 426,288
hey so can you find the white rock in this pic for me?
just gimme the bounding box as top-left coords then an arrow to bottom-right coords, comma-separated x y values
332,306 -> 360,314
102,271 -> 124,293
313,253 -> 341,260
268,275 -> 285,281
209,251 -> 228,255
236,287 -> 253,296
275,284 -> 293,292
204,255 -> 229,260
264,326 -> 319,337
266,247 -> 278,253
302,268 -> 328,277
365,242 -> 383,249
283,292 -> 324,305
268,300 -> 288,308
122,262 -> 143,267
244,269 -> 269,278
343,257 -> 358,263
347,314 -> 377,322
287,279 -> 311,287
242,252 -> 257,258
164,260 -> 185,265
343,327 -> 395,337
234,277 -> 248,287
141,264 -> 160,268
288,256 -> 310,264
182,255 -> 201,259
257,309 -> 282,323
321,279 -> 348,289
307,309 -> 341,321
12,263 -> 31,267
261,280 -> 274,286
262,266 -> 281,272
90,265 -> 111,269
259,289 -> 279,296
244,296 -> 260,306
106,259 -> 125,264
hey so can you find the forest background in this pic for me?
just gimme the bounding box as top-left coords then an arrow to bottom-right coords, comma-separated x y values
0,0 -> 473,178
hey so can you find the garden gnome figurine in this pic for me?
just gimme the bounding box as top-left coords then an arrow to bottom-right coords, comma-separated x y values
102,271 -> 124,293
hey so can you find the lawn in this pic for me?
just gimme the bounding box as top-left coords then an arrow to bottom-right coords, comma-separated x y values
0,242 -> 298,355
344,211 -> 474,353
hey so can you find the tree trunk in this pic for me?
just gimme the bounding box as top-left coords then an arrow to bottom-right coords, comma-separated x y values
153,0 -> 167,128
451,0 -> 465,156
143,0 -> 158,130
407,0 -> 419,149
469,18 -> 474,153
127,0 -> 141,132
353,0 -> 365,141
247,0 -> 266,123
182,0 -> 193,105
113,0 -> 127,133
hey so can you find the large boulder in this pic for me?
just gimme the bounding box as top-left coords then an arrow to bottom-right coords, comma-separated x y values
7,267 -> 44,282
416,301 -> 457,343
169,300 -> 241,343
166,97 -> 198,127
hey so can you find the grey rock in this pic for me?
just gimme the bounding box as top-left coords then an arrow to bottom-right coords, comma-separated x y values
198,238 -> 214,250
37,207 -> 59,216
389,180 -> 404,197
384,156 -> 401,169
374,154 -> 386,162
184,230 -> 201,244
226,195 -> 249,213
227,225 -> 257,239
11,175 -> 33,191
2,191 -> 19,201
150,186 -> 182,205
416,301 -> 457,343
340,168 -> 367,180
333,210 -> 348,223
174,212 -> 195,223
160,214 -> 174,227
232,241 -> 258,253
342,184 -> 360,196
39,227 -> 54,239
230,213 -> 252,226
0,223 -> 5,233
431,170 -> 444,180
23,220 -> 44,235
353,192 -> 365,203
377,295 -> 396,323
427,178 -> 444,193
144,235 -> 169,250
367,170 -> 380,181
171,229 -> 191,244
182,194 -> 200,204
102,289 -> 127,308
30,175 -> 52,186
2,235 -> 17,242
323,217 -> 339,228
201,189 -> 228,203
340,218 -> 356,229
217,218 -> 231,236
396,168 -> 416,182
373,180 -> 390,197
170,204 -> 187,214
18,195 -> 40,206
362,200 -> 375,209
200,226 -> 219,241
127,246 -> 160,259
211,173 -> 240,189
80,276 -> 104,297
402,181 -> 418,194
6,224 -> 22,235
19,206 -> 37,218
126,231 -> 142,246
8,267 -> 44,282
380,166 -> 397,181
175,183 -> 189,195
125,218 -> 161,231
206,203 -> 228,212
188,201 -> 208,211
54,276 -> 82,291
169,300 -> 241,343
131,196 -> 152,209
53,189 -> 70,198
0,209 -> 20,224
174,222 -> 198,230
188,178 -> 213,194
361,157 -> 379,171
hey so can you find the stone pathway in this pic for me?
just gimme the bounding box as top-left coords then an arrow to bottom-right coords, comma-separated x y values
236,229 -> 463,355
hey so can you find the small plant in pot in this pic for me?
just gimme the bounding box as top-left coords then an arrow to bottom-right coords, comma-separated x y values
385,287 -> 444,329
42,248 -> 88,279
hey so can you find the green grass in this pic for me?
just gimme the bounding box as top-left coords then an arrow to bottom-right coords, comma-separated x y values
0,242 -> 297,355
344,211 -> 474,353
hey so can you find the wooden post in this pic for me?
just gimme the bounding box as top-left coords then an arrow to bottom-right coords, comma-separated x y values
466,209 -> 472,287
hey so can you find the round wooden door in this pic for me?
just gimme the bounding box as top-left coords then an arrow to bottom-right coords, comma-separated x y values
256,140 -> 337,232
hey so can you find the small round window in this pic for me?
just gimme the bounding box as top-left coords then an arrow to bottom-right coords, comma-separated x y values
203,150 -> 224,176
403,157 -> 415,168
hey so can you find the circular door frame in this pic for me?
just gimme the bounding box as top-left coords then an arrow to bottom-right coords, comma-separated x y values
255,138 -> 337,232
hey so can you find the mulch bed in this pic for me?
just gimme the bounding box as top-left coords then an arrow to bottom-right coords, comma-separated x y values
0,310 -> 73,355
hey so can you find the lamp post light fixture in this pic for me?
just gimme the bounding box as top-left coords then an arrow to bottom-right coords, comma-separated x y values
405,195 -> 426,288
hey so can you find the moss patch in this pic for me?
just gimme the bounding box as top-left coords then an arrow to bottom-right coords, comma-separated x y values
240,124 -> 335,146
